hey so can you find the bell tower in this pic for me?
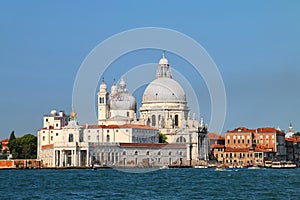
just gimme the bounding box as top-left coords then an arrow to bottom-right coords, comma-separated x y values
97,79 -> 109,123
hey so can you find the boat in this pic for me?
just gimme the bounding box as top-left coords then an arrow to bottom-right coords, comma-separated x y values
215,168 -> 226,171
271,161 -> 296,169
194,165 -> 208,169
159,165 -> 169,170
92,163 -> 111,170
264,161 -> 272,168
248,166 -> 261,170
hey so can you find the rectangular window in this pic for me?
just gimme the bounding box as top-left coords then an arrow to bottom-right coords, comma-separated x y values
174,115 -> 179,126
68,134 -> 74,142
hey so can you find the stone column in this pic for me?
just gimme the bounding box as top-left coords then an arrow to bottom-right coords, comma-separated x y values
79,150 -> 81,166
71,150 -> 74,166
53,150 -> 56,167
86,149 -> 89,167
60,150 -> 63,167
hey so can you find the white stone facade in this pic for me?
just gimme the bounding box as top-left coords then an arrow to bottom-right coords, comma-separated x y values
37,53 -> 208,167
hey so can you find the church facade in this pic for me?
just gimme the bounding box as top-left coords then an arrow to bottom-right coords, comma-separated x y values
37,53 -> 208,168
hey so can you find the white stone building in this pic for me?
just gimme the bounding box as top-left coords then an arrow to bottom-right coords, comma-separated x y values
37,53 -> 208,167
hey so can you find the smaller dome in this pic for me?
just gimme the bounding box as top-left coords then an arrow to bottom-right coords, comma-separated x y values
110,92 -> 136,110
111,81 -> 117,94
99,79 -> 107,92
50,110 -> 57,116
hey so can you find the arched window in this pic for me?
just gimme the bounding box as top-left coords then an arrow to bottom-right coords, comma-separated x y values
99,97 -> 104,104
106,135 -> 110,142
151,115 -> 156,126
135,151 -> 138,155
176,136 -> 186,143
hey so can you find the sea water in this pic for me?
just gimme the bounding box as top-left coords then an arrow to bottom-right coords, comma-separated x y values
0,168 -> 299,199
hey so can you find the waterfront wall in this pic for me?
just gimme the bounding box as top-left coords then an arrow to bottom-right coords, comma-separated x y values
0,159 -> 41,169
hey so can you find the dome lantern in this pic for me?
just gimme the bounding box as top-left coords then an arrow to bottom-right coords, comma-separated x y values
157,51 -> 172,79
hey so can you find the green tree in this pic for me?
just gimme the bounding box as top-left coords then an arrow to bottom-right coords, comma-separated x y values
159,132 -> 168,143
8,133 -> 37,159
8,131 -> 17,156
9,131 -> 16,141
19,134 -> 37,159
294,132 -> 300,136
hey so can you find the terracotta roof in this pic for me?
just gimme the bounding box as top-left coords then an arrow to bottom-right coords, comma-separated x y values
285,138 -> 295,142
119,124 -> 157,130
84,124 -> 157,130
227,127 -> 284,134
208,132 -> 224,140
286,136 -> 300,143
225,147 -> 249,152
85,124 -> 119,129
0,138 -> 9,143
212,144 -> 225,148
254,147 -> 274,152
41,144 -> 54,149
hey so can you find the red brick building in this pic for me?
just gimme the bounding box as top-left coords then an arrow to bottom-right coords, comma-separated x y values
212,127 -> 286,167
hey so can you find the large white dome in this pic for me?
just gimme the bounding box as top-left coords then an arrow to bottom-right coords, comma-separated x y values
143,77 -> 186,103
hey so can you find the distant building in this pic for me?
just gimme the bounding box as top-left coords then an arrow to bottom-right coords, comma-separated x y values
285,123 -> 294,138
207,132 -> 225,160
285,136 -> 300,167
0,138 -> 9,153
212,127 -> 286,167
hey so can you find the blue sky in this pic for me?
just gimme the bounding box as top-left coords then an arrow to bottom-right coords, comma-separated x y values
0,1 -> 299,138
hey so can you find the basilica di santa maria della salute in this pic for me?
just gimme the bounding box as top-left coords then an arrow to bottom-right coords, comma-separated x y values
37,53 -> 209,168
